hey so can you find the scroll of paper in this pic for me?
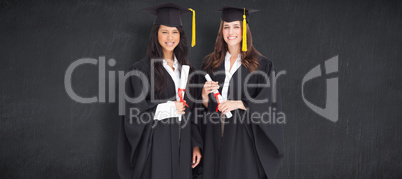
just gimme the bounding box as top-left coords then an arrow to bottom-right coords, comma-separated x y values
205,74 -> 233,118
177,65 -> 190,121
154,65 -> 190,121
178,65 -> 190,107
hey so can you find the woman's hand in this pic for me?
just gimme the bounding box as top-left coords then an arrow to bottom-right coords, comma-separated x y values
218,100 -> 246,114
192,146 -> 202,168
202,81 -> 219,108
174,101 -> 186,114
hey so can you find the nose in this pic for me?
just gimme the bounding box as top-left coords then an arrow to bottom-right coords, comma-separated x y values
168,32 -> 173,40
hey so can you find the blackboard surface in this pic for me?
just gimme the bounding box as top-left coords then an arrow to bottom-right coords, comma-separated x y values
1,0 -> 401,178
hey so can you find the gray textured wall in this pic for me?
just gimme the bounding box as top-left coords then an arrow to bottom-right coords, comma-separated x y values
1,0 -> 401,178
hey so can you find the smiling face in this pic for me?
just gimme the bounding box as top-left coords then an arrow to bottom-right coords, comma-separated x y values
158,25 -> 180,56
222,21 -> 242,49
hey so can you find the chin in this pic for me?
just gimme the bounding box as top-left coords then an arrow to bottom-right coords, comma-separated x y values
226,42 -> 241,47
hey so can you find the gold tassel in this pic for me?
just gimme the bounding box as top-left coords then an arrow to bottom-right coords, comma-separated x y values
242,8 -> 247,51
188,8 -> 196,47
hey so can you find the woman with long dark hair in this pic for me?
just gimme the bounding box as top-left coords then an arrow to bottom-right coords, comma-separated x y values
117,3 -> 201,179
197,6 -> 284,179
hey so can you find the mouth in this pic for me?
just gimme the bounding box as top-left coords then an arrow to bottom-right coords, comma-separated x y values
165,42 -> 175,47
227,36 -> 237,40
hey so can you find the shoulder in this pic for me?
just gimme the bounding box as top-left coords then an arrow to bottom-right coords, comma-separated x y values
201,55 -> 210,71
125,58 -> 152,79
256,55 -> 275,74
128,58 -> 150,72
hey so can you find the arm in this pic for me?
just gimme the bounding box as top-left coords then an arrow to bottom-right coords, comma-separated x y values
242,59 -> 284,179
117,63 -> 158,178
217,100 -> 247,114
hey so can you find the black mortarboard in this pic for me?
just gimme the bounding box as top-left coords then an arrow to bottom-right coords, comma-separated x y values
217,6 -> 259,23
143,3 -> 196,47
143,3 -> 190,27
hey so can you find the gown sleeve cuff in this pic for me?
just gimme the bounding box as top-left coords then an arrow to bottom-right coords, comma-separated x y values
241,99 -> 249,109
153,101 -> 181,120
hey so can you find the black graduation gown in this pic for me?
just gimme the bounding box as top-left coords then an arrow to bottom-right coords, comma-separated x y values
198,56 -> 284,179
117,58 -> 193,179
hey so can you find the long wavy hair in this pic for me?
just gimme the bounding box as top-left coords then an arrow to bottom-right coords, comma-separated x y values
146,24 -> 191,96
202,20 -> 261,73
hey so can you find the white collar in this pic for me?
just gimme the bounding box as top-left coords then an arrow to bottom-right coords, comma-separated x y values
225,51 -> 241,62
163,55 -> 179,70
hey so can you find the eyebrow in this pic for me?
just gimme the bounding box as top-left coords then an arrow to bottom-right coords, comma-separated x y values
160,29 -> 178,32
223,24 -> 240,27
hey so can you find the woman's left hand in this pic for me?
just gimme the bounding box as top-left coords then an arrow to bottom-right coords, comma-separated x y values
218,100 -> 246,114
192,146 -> 202,168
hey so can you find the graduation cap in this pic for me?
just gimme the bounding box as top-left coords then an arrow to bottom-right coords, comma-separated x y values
143,3 -> 196,47
217,6 -> 259,51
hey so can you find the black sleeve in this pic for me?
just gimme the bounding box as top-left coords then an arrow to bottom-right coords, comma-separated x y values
190,72 -> 206,152
117,63 -> 158,179
241,59 -> 285,179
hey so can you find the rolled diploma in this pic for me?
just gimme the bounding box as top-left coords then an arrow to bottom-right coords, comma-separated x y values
154,65 -> 190,121
178,65 -> 190,121
205,74 -> 233,118
180,65 -> 190,93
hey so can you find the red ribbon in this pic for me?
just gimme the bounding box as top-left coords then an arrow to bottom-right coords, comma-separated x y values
178,88 -> 189,107
214,92 -> 221,112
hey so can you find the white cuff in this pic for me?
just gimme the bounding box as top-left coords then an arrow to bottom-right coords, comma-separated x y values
153,101 -> 181,121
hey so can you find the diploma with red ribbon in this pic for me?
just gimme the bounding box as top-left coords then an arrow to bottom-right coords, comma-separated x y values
205,74 -> 233,118
178,65 -> 190,107
154,65 -> 190,122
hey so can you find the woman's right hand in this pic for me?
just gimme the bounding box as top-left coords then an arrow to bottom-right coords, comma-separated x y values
202,81 -> 219,98
174,101 -> 186,114
202,81 -> 219,108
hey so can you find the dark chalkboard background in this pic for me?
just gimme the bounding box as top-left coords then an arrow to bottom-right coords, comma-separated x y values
1,0 -> 401,178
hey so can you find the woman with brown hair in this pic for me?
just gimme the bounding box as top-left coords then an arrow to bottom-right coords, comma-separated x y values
196,6 -> 284,179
